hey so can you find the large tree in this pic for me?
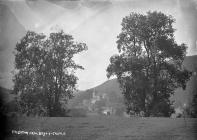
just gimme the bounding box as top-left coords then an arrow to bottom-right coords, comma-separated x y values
190,71 -> 197,118
13,30 -> 87,116
107,11 -> 191,117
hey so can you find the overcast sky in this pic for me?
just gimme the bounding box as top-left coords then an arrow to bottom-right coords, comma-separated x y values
0,0 -> 197,90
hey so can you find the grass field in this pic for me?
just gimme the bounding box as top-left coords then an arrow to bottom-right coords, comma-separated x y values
5,116 -> 197,140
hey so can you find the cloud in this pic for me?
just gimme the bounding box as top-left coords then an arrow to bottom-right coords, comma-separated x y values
45,0 -> 112,10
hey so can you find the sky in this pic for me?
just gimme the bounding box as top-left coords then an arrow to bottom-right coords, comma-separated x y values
0,0 -> 197,90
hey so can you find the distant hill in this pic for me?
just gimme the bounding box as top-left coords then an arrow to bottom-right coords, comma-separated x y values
67,79 -> 126,116
1,55 -> 196,116
183,55 -> 197,71
68,55 -> 197,115
68,79 -> 125,116
172,55 -> 197,108
68,78 -> 122,107
0,86 -> 16,103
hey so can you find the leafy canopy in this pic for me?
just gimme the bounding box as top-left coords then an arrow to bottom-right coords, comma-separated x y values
107,11 -> 191,117
13,30 -> 87,116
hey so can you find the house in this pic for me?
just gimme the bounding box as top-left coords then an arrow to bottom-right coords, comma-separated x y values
91,89 -> 100,104
102,107 -> 113,115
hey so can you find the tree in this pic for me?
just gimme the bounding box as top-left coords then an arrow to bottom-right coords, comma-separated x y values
190,71 -> 197,118
191,93 -> 197,118
13,30 -> 87,116
107,11 -> 191,117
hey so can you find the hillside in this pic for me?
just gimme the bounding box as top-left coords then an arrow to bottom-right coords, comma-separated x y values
1,55 -> 196,116
183,55 -> 197,71
68,55 -> 197,115
172,55 -> 197,107
68,79 -> 123,107
68,79 -> 125,116
0,86 -> 16,103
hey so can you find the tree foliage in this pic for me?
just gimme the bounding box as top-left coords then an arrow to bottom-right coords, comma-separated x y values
190,72 -> 197,118
191,93 -> 197,118
13,30 -> 87,116
107,11 -> 191,117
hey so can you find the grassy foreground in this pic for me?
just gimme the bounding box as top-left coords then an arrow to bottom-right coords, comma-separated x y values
5,116 -> 197,140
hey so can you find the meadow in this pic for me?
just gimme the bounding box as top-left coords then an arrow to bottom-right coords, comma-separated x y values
5,116 -> 197,140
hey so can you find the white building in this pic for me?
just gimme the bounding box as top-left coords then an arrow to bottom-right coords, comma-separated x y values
102,107 -> 113,115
